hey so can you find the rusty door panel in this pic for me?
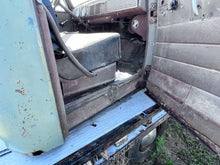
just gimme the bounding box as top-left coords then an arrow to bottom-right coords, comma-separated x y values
158,0 -> 192,27
148,69 -> 191,104
158,0 -> 220,26
147,0 -> 220,153
157,18 -> 220,44
147,74 -> 220,153
152,57 -> 220,97
155,43 -> 220,71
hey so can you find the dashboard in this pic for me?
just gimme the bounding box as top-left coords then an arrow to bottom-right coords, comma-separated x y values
70,0 -> 146,24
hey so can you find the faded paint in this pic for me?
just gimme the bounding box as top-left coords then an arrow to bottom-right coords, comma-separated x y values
0,0 -> 64,155
147,1 -> 220,154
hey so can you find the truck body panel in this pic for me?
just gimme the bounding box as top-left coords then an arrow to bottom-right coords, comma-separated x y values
0,0 -> 64,155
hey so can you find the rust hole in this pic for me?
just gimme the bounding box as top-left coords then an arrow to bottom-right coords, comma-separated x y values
32,150 -> 44,156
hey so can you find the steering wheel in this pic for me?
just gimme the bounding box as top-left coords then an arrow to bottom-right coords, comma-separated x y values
50,0 -> 93,31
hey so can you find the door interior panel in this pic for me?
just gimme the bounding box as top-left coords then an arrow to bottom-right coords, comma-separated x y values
147,0 -> 220,153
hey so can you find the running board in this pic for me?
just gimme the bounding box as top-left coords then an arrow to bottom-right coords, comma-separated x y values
0,90 -> 157,164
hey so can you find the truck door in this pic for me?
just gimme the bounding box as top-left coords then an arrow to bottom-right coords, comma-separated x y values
147,0 -> 220,153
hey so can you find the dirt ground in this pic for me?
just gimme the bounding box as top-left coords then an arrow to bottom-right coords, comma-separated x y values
142,118 -> 220,165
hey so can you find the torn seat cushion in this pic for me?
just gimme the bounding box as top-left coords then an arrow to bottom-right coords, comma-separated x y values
56,32 -> 121,80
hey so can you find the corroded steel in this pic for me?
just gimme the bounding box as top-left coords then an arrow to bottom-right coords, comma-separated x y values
0,0 -> 64,155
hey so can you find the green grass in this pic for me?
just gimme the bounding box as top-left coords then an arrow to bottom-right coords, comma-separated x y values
143,118 -> 220,165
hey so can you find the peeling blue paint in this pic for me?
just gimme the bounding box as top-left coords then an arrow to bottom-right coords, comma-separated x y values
27,17 -> 34,26
0,0 -> 64,155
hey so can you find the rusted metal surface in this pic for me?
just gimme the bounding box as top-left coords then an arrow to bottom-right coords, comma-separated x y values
95,111 -> 169,165
143,0 -> 157,66
147,71 -> 220,153
0,0 -> 64,155
61,63 -> 116,98
86,8 -> 146,24
35,0 -> 68,139
157,18 -> 220,44
155,43 -> 220,71
158,0 -> 220,26
152,56 -> 220,97
58,92 -> 161,165
129,15 -> 147,41
147,0 -> 220,154
66,73 -> 142,130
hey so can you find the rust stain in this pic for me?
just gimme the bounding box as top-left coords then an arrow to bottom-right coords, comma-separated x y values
18,104 -> 21,115
9,67 -> 14,72
15,87 -> 25,95
40,78 -> 48,82
21,127 -> 27,137
17,80 -> 21,84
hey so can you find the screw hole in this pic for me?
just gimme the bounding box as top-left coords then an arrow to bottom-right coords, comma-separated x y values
197,4 -> 201,9
92,123 -> 97,127
150,11 -> 154,17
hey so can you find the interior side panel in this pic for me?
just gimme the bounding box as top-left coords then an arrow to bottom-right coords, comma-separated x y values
147,0 -> 220,153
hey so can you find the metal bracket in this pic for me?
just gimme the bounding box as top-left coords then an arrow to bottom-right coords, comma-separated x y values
149,3 -> 157,24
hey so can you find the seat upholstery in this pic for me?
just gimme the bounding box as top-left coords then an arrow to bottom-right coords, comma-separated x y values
57,32 -> 121,80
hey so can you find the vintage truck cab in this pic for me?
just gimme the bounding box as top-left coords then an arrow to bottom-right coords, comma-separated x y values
0,0 -> 219,164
